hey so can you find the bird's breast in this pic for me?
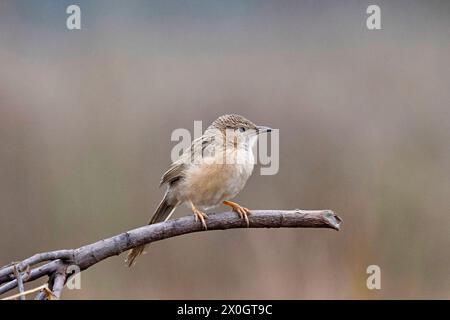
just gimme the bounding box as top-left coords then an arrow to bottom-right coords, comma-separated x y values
178,148 -> 254,208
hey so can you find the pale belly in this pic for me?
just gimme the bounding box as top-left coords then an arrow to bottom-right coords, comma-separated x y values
177,156 -> 254,208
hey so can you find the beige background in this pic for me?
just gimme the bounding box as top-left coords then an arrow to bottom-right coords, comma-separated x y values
0,1 -> 449,299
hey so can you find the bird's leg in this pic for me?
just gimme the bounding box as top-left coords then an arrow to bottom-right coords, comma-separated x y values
223,200 -> 251,227
189,201 -> 208,230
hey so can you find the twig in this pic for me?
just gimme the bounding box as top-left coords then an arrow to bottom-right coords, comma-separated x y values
0,209 -> 342,298
49,268 -> 67,299
12,265 -> 25,300
0,260 -> 63,295
0,250 -> 73,282
2,284 -> 51,301
34,288 -> 53,300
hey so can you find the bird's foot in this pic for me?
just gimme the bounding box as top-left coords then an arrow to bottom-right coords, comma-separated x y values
223,200 -> 251,227
191,206 -> 208,230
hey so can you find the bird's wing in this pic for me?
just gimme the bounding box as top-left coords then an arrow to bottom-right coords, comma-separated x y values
160,134 -> 215,187
160,160 -> 185,187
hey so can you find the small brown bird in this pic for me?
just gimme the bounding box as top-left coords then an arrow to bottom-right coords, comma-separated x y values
126,114 -> 272,266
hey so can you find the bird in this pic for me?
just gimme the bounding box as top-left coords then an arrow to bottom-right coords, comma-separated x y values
126,114 -> 272,266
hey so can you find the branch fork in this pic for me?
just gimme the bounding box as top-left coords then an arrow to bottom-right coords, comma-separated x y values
0,209 -> 341,299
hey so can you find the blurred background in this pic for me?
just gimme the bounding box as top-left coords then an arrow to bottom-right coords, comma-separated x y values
0,0 -> 449,299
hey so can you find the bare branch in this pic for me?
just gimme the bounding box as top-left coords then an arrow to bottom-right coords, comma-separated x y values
0,260 -> 63,295
34,286 -> 54,301
50,272 -> 66,299
12,266 -> 25,300
0,209 -> 342,298
0,250 -> 73,282
2,284 -> 49,301
34,290 -> 47,300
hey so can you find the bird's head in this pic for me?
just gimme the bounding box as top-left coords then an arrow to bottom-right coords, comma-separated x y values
201,114 -> 272,163
208,114 -> 272,140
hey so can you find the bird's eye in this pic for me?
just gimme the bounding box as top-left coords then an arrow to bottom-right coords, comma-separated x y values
239,127 -> 246,132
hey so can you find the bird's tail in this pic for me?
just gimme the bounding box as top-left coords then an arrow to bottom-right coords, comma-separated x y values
126,195 -> 178,267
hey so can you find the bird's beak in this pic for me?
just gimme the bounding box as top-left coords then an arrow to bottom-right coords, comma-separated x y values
256,126 -> 272,134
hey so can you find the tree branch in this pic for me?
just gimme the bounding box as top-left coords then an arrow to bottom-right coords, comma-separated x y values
0,209 -> 342,299
12,266 -> 25,300
0,250 -> 74,283
48,267 -> 67,299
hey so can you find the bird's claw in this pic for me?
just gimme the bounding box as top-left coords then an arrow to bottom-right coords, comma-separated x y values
223,201 -> 251,227
236,206 -> 250,227
193,209 -> 208,230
